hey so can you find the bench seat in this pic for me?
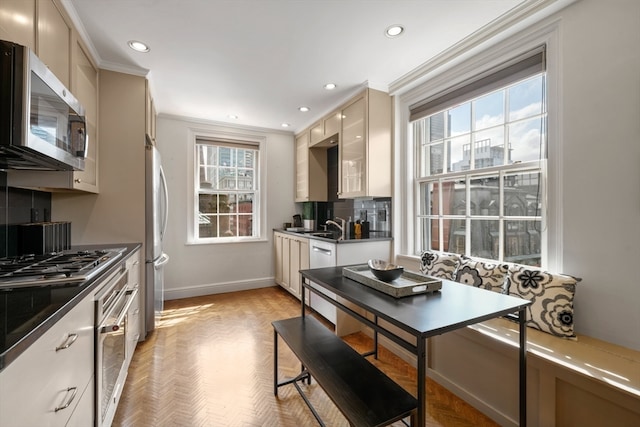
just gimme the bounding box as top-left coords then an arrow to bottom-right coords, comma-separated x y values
273,316 -> 417,427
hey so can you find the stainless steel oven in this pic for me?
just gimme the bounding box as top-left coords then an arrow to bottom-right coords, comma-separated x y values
95,265 -> 137,427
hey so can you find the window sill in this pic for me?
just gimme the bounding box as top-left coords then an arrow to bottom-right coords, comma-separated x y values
186,236 -> 269,245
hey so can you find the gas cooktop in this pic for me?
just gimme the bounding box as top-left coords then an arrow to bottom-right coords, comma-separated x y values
0,248 -> 125,289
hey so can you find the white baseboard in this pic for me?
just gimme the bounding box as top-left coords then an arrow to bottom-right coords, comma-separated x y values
164,277 -> 275,300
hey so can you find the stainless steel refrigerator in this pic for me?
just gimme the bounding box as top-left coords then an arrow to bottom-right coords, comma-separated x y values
145,142 -> 169,334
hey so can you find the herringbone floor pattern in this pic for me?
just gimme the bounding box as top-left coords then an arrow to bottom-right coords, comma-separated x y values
113,286 -> 499,427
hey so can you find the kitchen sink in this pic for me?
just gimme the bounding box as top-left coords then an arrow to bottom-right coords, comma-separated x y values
309,232 -> 335,238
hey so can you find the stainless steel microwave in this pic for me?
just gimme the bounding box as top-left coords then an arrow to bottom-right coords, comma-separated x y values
0,40 -> 87,171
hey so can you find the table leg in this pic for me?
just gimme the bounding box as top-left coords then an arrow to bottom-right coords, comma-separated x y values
417,336 -> 426,426
301,277 -> 306,317
519,307 -> 527,427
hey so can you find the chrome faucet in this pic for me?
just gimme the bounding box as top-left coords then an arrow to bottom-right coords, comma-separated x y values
326,217 -> 346,240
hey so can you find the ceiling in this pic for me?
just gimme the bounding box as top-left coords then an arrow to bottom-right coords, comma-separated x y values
64,0 -> 529,133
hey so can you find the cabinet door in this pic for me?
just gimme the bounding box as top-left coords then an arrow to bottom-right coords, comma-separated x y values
145,80 -> 157,144
282,236 -> 291,289
0,293 -> 94,427
274,233 -> 284,285
339,96 -> 366,198
72,41 -> 99,192
0,0 -> 35,48
289,238 -> 301,297
37,0 -> 71,87
323,112 -> 341,139
309,121 -> 324,146
295,133 -> 310,201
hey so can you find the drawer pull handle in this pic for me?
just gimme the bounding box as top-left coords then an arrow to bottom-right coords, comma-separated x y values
55,387 -> 78,412
55,333 -> 78,351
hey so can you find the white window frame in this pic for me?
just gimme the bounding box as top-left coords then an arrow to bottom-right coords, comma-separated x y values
395,21 -> 562,271
186,128 -> 267,245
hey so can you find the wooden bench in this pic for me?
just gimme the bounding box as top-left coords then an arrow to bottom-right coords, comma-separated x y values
273,316 -> 418,427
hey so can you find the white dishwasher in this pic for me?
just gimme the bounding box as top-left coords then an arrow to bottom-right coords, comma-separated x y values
308,239 -> 337,324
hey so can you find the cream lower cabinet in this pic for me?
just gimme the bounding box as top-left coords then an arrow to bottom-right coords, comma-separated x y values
274,232 -> 309,299
0,291 -> 95,427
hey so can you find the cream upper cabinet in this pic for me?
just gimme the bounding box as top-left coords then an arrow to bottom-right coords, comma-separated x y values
338,88 -> 391,199
295,132 -> 310,201
145,80 -> 157,144
37,0 -> 71,87
5,2 -> 100,193
0,0 -> 36,49
295,131 -> 327,202
310,111 -> 341,148
69,40 -> 99,192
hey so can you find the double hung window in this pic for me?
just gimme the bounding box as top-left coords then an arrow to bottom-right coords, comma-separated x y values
195,138 -> 259,240
412,47 -> 546,266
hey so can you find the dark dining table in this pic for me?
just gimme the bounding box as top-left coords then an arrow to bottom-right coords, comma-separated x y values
300,266 -> 532,427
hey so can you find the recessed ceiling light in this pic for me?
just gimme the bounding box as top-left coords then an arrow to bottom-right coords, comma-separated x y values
385,25 -> 404,38
281,123 -> 290,128
298,106 -> 310,112
323,83 -> 337,90
128,40 -> 150,52
228,114 -> 238,119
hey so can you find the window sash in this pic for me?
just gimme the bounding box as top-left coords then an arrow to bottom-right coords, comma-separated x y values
195,139 -> 259,240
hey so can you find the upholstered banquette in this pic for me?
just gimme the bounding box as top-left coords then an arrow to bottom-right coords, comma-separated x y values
419,250 -> 581,339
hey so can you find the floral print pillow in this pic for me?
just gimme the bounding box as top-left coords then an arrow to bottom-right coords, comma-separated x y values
455,256 -> 509,293
420,251 -> 461,280
506,265 -> 581,339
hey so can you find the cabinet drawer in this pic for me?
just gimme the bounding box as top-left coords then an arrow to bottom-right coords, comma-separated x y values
0,294 -> 94,426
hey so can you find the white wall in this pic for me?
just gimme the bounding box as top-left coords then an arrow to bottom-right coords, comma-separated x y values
155,116 -> 296,299
556,0 -> 640,350
394,0 -> 640,351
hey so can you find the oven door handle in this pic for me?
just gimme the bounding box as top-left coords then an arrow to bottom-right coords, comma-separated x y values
100,288 -> 139,334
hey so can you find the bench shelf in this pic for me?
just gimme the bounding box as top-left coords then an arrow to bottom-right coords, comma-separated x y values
273,316 -> 417,427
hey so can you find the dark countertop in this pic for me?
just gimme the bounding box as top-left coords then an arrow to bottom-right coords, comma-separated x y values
0,243 -> 142,372
274,228 -> 392,243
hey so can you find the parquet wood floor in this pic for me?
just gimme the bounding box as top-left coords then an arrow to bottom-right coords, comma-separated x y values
113,286 -> 499,427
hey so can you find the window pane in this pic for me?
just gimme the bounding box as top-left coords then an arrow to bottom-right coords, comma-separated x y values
508,116 -> 545,163
446,218 -> 465,254
429,112 -> 445,142
219,147 -> 234,166
504,219 -> 541,266
470,219 -> 499,259
474,128 -> 505,167
447,134 -> 471,172
199,194 -> 217,214
218,168 -> 236,189
238,214 -> 253,236
237,149 -> 254,168
238,193 -> 254,214
199,166 -> 216,189
470,175 -> 499,216
448,103 -> 470,137
199,145 -> 217,166
430,142 -> 444,175
218,194 -> 232,213
504,171 -> 542,217
238,169 -> 254,190
199,215 -> 218,238
219,215 -> 234,237
474,91 -> 504,131
508,75 -> 544,121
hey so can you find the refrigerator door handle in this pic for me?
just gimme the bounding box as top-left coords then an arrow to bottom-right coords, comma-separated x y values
159,165 -> 169,240
154,253 -> 170,269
